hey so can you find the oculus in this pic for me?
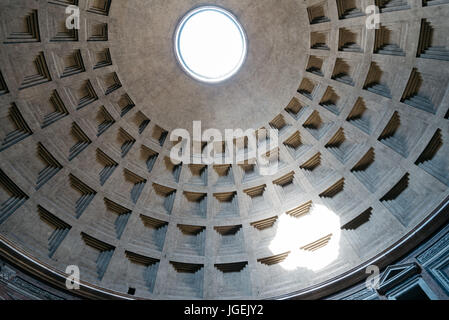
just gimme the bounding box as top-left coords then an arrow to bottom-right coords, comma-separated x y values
174,6 -> 247,83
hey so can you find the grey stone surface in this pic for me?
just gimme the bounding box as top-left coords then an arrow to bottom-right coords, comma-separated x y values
0,0 -> 448,300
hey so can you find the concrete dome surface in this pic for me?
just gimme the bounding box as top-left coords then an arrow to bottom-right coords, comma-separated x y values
0,0 -> 448,300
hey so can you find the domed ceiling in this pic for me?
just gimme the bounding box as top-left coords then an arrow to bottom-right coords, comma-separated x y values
0,0 -> 448,300
111,0 -> 309,132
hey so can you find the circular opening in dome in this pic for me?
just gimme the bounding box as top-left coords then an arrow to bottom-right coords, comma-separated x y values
174,6 -> 247,84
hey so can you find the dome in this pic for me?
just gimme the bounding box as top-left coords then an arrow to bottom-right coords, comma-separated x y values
0,0 -> 448,300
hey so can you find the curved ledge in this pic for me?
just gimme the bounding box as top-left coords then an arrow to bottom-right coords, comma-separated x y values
1,196 -> 448,300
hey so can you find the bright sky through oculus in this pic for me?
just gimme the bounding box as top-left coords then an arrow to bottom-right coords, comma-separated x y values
175,7 -> 247,83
